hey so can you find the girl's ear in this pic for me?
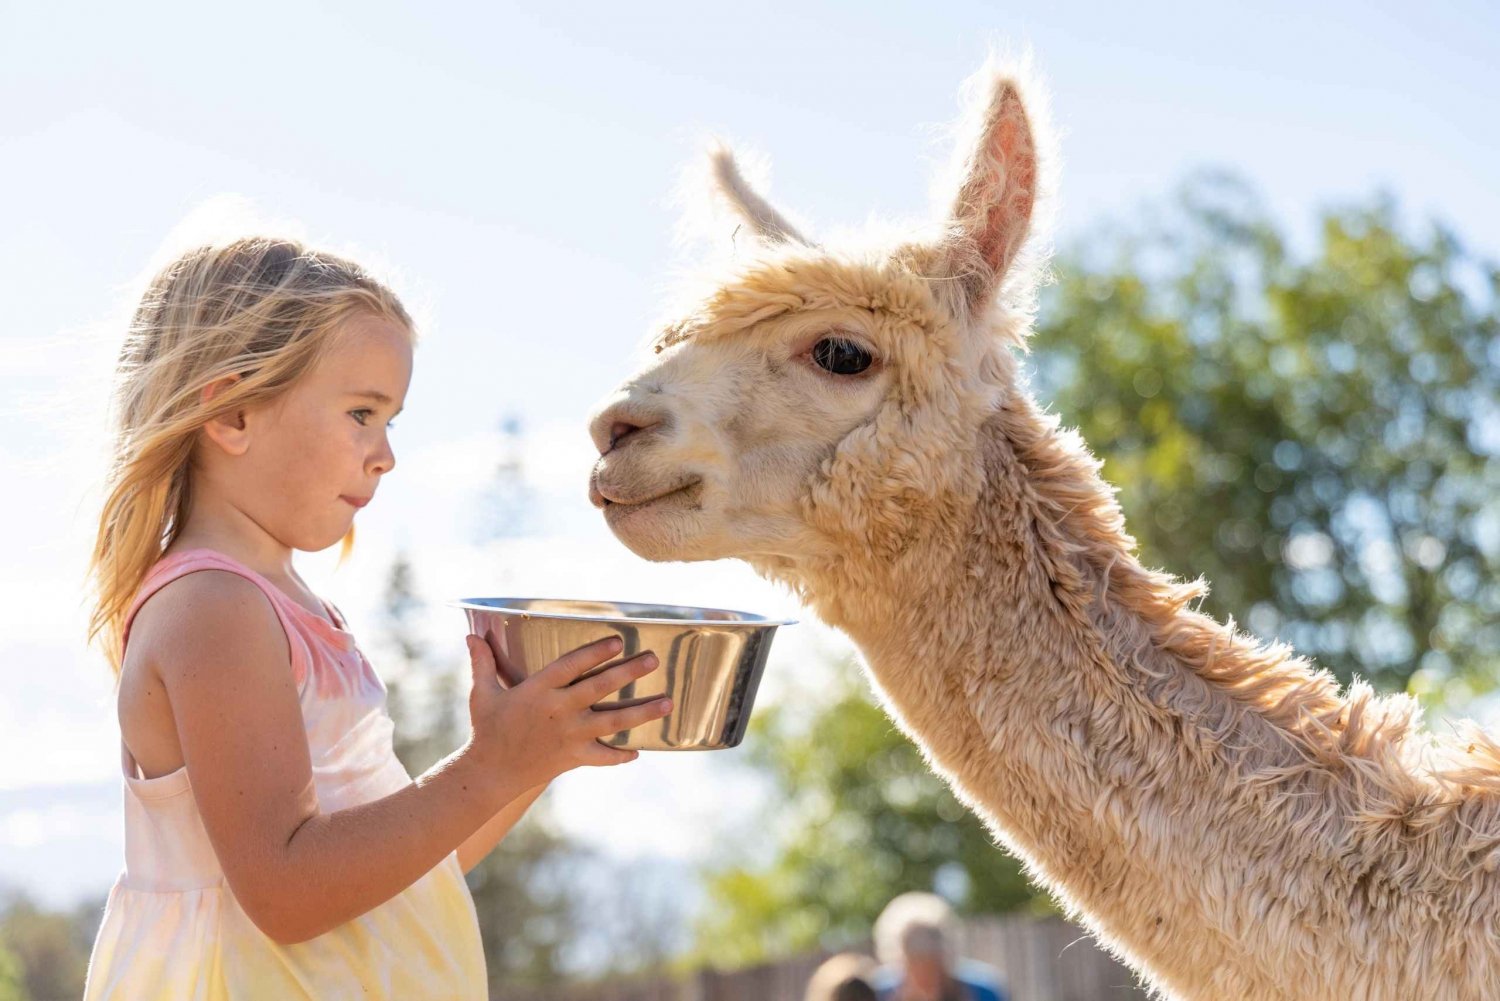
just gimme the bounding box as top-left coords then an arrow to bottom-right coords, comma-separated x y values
940,68 -> 1044,316
200,375 -> 250,456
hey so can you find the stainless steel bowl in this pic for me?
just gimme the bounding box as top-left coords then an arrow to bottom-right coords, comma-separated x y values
452,597 -> 795,751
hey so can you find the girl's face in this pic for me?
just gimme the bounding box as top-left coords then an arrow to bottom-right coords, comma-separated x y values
203,312 -> 413,554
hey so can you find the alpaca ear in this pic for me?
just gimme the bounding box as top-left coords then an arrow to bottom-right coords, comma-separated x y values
941,71 -> 1041,314
708,146 -> 810,247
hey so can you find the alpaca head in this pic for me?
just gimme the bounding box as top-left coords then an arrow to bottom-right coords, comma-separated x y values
589,64 -> 1052,580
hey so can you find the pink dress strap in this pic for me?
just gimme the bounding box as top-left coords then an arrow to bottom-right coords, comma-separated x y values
123,548 -> 358,695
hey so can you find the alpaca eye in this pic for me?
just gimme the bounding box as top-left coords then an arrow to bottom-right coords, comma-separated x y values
811,338 -> 873,375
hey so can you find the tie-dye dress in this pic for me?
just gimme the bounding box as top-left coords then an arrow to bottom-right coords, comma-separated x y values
84,548 -> 487,999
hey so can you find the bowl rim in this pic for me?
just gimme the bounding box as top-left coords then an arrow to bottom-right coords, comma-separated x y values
447,596 -> 797,628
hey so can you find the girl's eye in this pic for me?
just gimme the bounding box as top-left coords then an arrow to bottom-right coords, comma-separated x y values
811,337 -> 874,375
350,410 -> 396,429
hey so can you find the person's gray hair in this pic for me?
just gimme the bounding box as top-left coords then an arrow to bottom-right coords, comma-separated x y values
873,892 -> 958,967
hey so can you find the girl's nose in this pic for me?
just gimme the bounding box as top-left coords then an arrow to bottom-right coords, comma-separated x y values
370,440 -> 396,475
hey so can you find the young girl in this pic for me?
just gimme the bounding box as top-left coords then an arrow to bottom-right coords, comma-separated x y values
81,236 -> 672,998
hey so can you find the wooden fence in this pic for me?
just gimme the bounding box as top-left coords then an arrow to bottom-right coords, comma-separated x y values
493,914 -> 1150,1001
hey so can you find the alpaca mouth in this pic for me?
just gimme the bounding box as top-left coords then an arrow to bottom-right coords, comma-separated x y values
590,474 -> 703,512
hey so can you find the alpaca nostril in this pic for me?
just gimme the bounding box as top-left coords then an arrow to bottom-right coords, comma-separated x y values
609,419 -> 657,451
590,399 -> 669,455
609,421 -> 637,449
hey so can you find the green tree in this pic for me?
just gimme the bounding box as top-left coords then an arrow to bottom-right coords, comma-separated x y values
474,414 -> 536,543
382,551 -> 459,776
0,939 -> 25,1001
1030,173 -> 1500,700
0,891 -> 99,1000
695,657 -> 1038,968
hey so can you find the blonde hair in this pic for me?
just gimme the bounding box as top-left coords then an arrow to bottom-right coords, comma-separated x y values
86,236 -> 414,677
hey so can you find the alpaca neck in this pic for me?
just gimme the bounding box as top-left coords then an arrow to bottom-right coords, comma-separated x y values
785,394 -> 1385,998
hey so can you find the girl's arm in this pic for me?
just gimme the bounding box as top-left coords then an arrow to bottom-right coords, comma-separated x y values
146,570 -> 667,944
456,782 -> 548,874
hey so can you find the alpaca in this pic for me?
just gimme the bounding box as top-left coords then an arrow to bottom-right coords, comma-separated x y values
585,62 -> 1500,1000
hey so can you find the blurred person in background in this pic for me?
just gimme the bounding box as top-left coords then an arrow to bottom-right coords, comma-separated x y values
806,952 -> 880,1001
871,893 -> 1007,1001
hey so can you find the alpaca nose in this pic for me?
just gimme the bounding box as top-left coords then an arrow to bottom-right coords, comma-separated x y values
589,399 -> 666,455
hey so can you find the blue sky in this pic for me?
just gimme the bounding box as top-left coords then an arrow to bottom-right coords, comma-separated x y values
2,1 -> 1498,908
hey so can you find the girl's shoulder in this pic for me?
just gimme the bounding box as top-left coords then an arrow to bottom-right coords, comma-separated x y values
125,567 -> 290,676
119,568 -> 295,781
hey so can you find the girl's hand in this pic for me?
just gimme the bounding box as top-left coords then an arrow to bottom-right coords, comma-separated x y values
463,633 -> 669,791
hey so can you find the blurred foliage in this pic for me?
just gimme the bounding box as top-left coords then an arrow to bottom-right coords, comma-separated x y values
697,175 -> 1500,966
0,942 -> 21,1001
0,890 -> 101,1000
695,658 -> 1040,968
1030,172 -> 1500,700
381,552 -> 578,992
475,414 -> 537,543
